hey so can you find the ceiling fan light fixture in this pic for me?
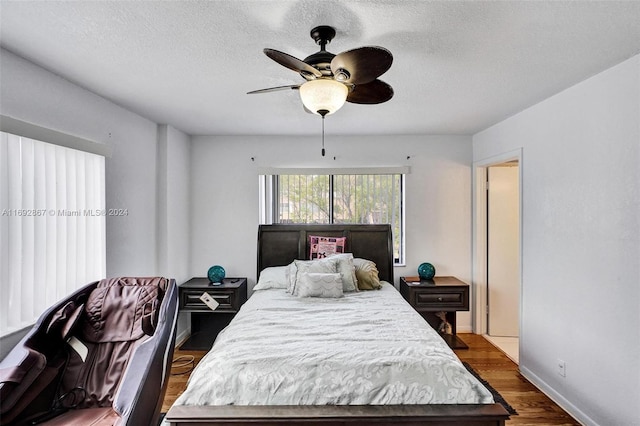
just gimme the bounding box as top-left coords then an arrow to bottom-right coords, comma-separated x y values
299,79 -> 348,116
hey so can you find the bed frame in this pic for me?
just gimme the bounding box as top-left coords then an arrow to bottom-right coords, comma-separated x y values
256,224 -> 395,283
166,224 -> 509,425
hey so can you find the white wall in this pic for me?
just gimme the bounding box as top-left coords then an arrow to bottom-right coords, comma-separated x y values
1,48 -> 160,276
157,124 -> 192,283
157,124 -> 192,341
0,48 -> 192,354
473,55 -> 640,425
190,134 -> 475,330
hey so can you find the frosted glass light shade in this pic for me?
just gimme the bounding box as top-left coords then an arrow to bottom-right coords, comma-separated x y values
299,79 -> 348,115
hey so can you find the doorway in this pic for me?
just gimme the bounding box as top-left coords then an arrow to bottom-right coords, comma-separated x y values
485,162 -> 520,363
472,150 -> 522,365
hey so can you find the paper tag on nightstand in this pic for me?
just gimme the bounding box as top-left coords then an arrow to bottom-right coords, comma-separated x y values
200,292 -> 219,311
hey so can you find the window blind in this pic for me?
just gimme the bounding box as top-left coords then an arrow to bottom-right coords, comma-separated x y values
260,171 -> 405,264
0,131 -> 106,337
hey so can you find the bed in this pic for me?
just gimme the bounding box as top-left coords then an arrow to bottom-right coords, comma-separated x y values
166,224 -> 510,425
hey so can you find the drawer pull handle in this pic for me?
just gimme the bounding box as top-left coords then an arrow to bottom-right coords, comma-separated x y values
437,297 -> 443,302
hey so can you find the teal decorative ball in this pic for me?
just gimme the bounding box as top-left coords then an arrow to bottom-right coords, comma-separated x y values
207,265 -> 225,284
418,262 -> 436,280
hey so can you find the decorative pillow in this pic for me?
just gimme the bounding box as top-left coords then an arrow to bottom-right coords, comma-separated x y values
309,235 -> 346,260
253,266 -> 288,290
285,261 -> 298,293
292,257 -> 340,295
353,258 -> 382,290
295,272 -> 343,298
328,253 -> 358,292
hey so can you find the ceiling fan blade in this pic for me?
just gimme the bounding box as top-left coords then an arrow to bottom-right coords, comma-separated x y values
331,46 -> 393,85
347,79 -> 394,104
264,48 -> 322,79
247,85 -> 300,94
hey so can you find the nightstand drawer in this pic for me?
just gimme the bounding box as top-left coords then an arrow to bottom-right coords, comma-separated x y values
417,291 -> 462,304
181,289 -> 237,312
413,287 -> 469,311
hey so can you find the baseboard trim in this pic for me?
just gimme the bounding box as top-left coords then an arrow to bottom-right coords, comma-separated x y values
519,365 -> 596,426
175,329 -> 190,349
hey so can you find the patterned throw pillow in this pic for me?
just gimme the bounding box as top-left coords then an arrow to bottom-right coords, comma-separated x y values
353,258 -> 382,290
309,236 -> 346,260
285,261 -> 298,293
328,253 -> 358,292
295,272 -> 344,298
291,257 -> 339,295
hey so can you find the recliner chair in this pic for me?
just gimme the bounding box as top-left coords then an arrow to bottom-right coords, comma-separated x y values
0,277 -> 179,426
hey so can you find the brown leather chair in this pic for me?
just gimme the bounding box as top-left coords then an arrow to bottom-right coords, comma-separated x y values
0,277 -> 178,426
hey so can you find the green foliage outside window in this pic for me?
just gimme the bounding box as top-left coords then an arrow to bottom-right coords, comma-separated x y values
276,174 -> 403,263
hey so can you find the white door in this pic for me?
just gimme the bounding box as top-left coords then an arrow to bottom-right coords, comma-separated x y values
487,163 -> 520,337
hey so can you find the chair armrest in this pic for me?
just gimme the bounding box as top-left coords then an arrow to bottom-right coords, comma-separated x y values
0,347 -> 47,413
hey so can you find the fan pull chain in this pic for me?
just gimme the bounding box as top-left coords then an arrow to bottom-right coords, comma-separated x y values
321,115 -> 325,157
318,109 -> 329,157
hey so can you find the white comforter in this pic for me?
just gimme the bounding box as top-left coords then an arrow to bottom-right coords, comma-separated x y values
173,283 -> 494,406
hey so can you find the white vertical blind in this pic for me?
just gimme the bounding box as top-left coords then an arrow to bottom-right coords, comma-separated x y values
0,131 -> 106,337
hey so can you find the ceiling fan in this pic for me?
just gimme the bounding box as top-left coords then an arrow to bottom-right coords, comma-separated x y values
247,25 -> 393,117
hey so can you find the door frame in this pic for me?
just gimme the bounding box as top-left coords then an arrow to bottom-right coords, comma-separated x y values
472,148 -> 523,335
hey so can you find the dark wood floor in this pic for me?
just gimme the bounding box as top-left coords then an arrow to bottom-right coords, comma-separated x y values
453,334 -> 579,425
163,333 -> 580,425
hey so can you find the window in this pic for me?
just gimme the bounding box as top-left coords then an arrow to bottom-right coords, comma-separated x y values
260,171 -> 405,264
0,131 -> 106,337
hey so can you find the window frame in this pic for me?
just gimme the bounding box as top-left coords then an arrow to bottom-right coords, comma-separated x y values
260,170 -> 406,265
0,126 -> 106,338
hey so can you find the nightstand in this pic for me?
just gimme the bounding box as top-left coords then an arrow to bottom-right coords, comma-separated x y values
178,277 -> 247,350
400,276 -> 470,349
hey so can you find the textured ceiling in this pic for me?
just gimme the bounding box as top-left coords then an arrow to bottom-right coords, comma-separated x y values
1,1 -> 639,136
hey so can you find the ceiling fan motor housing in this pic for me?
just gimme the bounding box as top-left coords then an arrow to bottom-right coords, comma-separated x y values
302,51 -> 335,77
303,26 -> 338,78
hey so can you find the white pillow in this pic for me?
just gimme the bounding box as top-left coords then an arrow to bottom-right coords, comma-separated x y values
328,253 -> 358,292
295,272 -> 343,298
285,261 -> 298,293
253,266 -> 288,290
291,257 -> 339,295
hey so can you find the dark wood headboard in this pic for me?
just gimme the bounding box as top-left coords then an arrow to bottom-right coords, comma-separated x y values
257,224 -> 394,283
